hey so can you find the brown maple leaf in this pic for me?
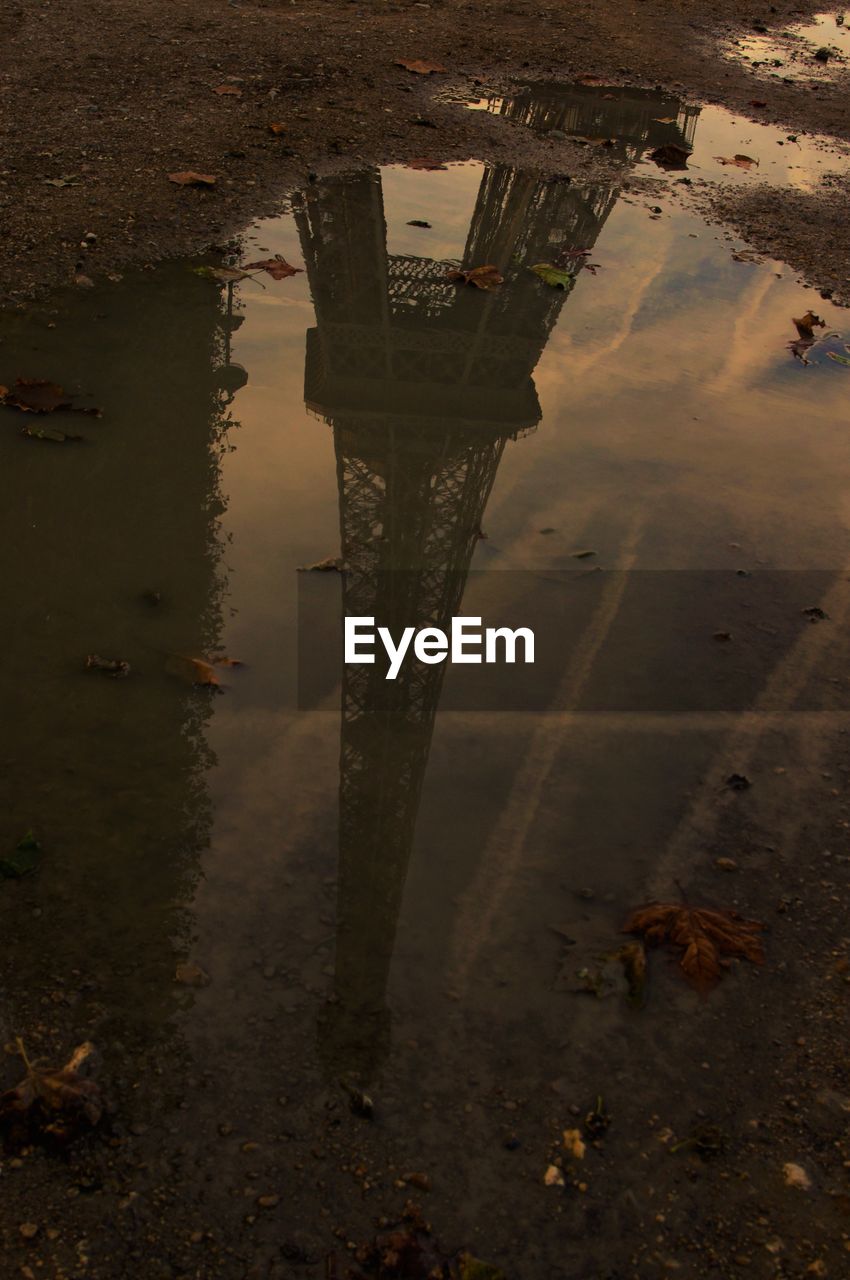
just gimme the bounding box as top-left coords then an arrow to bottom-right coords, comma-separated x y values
0,379 -> 101,417
241,256 -> 302,281
0,1038 -> 103,1150
446,264 -> 504,290
793,311 -> 826,339
624,901 -> 765,992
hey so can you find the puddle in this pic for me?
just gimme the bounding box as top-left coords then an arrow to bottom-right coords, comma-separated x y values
462,79 -> 850,192
3,81 -> 850,1274
727,10 -> 849,81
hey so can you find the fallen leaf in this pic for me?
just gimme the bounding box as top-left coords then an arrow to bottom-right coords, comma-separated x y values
43,175 -> 78,188
714,154 -> 759,169
406,157 -> 447,170
649,143 -> 691,169
85,654 -> 130,678
213,84 -> 242,96
164,653 -> 244,687
394,58 -> 447,74
407,219 -> 432,228
530,262 -> 575,289
0,1038 -> 103,1150
297,556 -> 345,572
268,122 -> 287,135
652,116 -> 676,124
802,605 -> 828,621
793,311 -> 826,338
567,941 -> 646,1007
1,379 -> 69,413
562,1128 -> 586,1160
168,171 -> 217,187
21,425 -> 84,443
192,265 -> 253,284
624,900 -> 765,992
827,351 -> 850,367
241,256 -> 303,280
446,264 -> 503,290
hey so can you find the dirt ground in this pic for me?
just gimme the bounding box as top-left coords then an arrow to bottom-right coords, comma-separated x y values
4,6 -> 850,1280
1,0 -> 849,306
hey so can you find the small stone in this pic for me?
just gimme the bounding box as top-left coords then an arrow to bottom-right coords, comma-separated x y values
257,1194 -> 279,1209
544,1164 -> 565,1186
783,1161 -> 812,1190
19,1223 -> 39,1240
401,1171 -> 431,1191
715,857 -> 738,872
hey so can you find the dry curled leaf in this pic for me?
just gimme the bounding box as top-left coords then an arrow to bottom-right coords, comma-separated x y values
168,171 -> 217,187
394,57 -> 447,74
268,122 -> 287,135
86,654 -> 131,678
624,901 -> 765,992
446,264 -> 504,290
793,311 -> 825,339
0,1038 -> 103,1150
714,154 -> 759,169
213,84 -> 242,96
241,256 -> 303,280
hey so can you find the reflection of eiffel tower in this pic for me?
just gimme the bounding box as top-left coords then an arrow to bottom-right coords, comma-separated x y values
484,82 -> 701,166
297,90 -> 697,1078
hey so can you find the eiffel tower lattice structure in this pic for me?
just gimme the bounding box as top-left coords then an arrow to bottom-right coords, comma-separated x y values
294,95 -> 695,1074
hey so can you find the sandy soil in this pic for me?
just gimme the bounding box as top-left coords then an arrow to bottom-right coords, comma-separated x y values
1,0 -> 849,305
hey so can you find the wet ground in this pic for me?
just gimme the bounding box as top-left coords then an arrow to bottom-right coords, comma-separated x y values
728,12 -> 850,83
3,83 -> 850,1279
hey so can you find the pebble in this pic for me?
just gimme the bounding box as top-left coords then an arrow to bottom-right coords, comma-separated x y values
257,1194 -> 280,1209
19,1223 -> 39,1240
